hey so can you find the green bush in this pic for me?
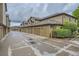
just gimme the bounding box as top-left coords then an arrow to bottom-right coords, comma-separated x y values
63,21 -> 77,32
53,28 -> 72,38
53,20 -> 77,38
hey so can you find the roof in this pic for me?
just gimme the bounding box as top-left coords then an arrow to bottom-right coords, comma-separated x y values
21,13 -> 77,27
28,17 -> 41,21
20,20 -> 63,27
21,16 -> 41,25
25,13 -> 77,22
36,19 -> 62,25
40,12 -> 77,21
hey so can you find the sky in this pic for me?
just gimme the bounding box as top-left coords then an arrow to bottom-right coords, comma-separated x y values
7,3 -> 79,26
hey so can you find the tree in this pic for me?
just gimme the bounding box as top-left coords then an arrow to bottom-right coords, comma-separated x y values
72,6 -> 79,26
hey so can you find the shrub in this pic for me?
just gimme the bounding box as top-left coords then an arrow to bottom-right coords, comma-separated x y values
53,28 -> 72,38
63,21 -> 77,32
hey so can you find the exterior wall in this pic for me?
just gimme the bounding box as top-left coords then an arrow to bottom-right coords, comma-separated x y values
10,27 -> 20,32
62,15 -> 76,24
3,3 -> 7,26
20,27 -> 23,32
20,25 -> 51,38
0,3 -> 3,24
0,26 -> 4,39
44,15 -> 63,24
0,3 -> 9,40
19,14 -> 77,38
6,15 -> 10,27
0,26 -> 6,40
43,15 -> 76,25
38,25 -> 50,37
0,3 -> 8,26
20,27 -> 26,32
13,13 -> 77,38
23,28 -> 27,32
50,25 -> 62,38
6,27 -> 10,34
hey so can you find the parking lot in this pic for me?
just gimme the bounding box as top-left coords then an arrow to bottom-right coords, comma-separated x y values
0,31 -> 79,56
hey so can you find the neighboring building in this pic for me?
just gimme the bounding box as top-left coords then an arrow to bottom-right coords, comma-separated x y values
21,17 -> 41,26
6,14 -> 10,33
10,26 -> 20,31
6,14 -> 10,27
20,13 -> 77,38
0,3 -> 10,39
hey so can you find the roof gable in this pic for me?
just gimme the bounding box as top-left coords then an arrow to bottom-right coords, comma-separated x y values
40,13 -> 77,21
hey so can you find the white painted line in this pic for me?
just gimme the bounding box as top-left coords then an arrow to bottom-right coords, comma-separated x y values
53,44 -> 79,56
12,41 -> 25,46
40,51 -> 55,56
11,38 -> 29,50
12,46 -> 29,50
16,32 -> 79,55
54,44 -> 72,55
29,45 -> 42,56
39,40 -> 61,49
63,49 -> 79,56
23,38 -> 42,56
70,41 -> 79,45
8,46 -> 12,56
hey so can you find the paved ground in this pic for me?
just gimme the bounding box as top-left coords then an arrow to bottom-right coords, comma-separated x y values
0,31 -> 79,56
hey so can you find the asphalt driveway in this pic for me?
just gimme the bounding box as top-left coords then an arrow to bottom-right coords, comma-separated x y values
0,31 -> 79,56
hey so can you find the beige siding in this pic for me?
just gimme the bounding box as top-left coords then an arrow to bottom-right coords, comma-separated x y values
16,13 -> 77,38
0,3 -> 10,40
63,15 -> 70,22
0,26 -> 6,40
20,25 -> 51,38
0,3 -> 3,24
0,26 -> 3,39
45,15 -> 63,24
62,15 -> 76,23
0,3 -> 8,26
69,17 -> 76,22
3,4 -> 7,26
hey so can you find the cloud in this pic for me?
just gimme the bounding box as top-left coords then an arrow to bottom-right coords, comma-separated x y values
62,3 -> 79,14
10,22 -> 21,26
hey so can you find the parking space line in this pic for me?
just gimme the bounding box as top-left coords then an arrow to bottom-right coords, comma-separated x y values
12,46 -> 29,50
29,45 -> 42,56
23,38 -> 42,56
53,44 -> 77,56
8,46 -> 12,56
38,40 -> 61,49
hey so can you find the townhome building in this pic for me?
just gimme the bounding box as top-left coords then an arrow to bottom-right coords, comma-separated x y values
0,3 -> 10,39
20,13 -> 77,38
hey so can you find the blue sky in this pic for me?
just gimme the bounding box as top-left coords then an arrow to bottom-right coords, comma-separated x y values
7,3 -> 79,26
